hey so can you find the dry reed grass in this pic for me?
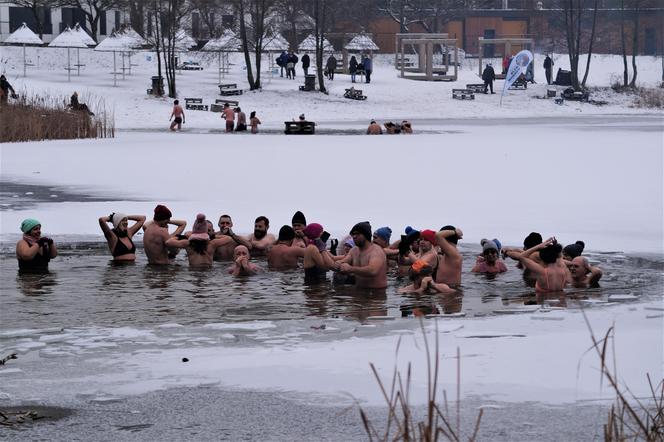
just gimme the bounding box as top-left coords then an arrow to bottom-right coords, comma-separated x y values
0,92 -> 114,143
357,319 -> 483,442
583,315 -> 664,441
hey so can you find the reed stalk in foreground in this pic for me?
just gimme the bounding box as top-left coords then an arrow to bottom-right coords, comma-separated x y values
582,313 -> 664,441
358,319 -> 483,442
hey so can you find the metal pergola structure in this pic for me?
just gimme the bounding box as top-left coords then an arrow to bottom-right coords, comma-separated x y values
477,37 -> 534,79
395,33 -> 458,81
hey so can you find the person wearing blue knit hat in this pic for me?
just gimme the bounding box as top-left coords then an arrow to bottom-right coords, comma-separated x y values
372,227 -> 392,247
16,218 -> 57,272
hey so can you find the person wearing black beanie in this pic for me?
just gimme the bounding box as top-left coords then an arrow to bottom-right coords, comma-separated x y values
291,211 -> 307,247
338,221 -> 387,289
350,221 -> 372,241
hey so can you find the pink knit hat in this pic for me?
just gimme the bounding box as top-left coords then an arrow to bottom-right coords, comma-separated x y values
303,223 -> 324,240
189,214 -> 209,241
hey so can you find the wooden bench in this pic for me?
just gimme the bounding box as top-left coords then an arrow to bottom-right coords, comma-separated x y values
466,84 -> 485,93
185,98 -> 208,111
344,88 -> 367,101
210,99 -> 240,113
284,121 -> 316,135
219,83 -> 243,96
452,89 -> 475,100
562,89 -> 589,102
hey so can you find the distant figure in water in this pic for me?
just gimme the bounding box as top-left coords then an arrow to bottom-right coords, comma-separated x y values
169,99 -> 185,131
472,239 -> 507,274
98,212 -> 146,262
519,237 -> 569,293
228,245 -> 262,276
366,120 -> 382,134
235,107 -> 247,132
166,214 -> 229,267
16,218 -> 57,272
250,111 -> 261,134
401,120 -> 412,134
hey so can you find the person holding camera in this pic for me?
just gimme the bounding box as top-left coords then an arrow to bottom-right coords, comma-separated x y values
0,75 -> 16,104
303,223 -> 336,283
16,219 -> 57,272
213,214 -> 252,261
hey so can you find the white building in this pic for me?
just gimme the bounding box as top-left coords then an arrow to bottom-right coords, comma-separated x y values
0,3 -> 126,43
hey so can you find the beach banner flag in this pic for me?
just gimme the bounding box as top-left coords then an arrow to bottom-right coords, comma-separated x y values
500,49 -> 533,106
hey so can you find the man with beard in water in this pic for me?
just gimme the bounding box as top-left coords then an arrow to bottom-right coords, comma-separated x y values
246,216 -> 275,256
143,205 -> 187,265
214,214 -> 252,261
335,221 -> 387,289
166,214 -> 231,267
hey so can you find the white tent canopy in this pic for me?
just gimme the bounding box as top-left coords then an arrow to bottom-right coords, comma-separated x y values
298,34 -> 333,52
2,23 -> 43,77
3,22 -> 43,45
119,26 -> 149,48
345,34 -> 379,51
173,29 -> 197,51
202,29 -> 241,51
262,32 -> 289,52
49,27 -> 88,82
73,23 -> 96,46
95,31 -> 141,86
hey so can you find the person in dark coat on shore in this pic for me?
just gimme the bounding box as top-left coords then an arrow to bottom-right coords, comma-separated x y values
301,53 -> 310,76
287,51 -> 298,79
482,63 -> 496,94
0,74 -> 16,104
349,56 -> 358,83
543,54 -> 554,85
362,55 -> 373,83
277,51 -> 288,77
325,54 -> 337,80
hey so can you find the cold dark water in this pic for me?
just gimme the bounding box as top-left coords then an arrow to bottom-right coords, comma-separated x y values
1,243 -> 661,331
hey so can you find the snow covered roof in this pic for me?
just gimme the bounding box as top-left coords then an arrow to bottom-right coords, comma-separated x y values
48,27 -> 89,48
345,34 -> 379,51
119,26 -> 150,48
262,33 -> 289,52
74,24 -> 96,46
202,30 -> 241,51
94,30 -> 140,52
173,29 -> 197,50
3,23 -> 43,45
298,34 -> 333,52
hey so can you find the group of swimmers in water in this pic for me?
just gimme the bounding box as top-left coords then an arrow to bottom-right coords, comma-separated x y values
16,205 -> 602,294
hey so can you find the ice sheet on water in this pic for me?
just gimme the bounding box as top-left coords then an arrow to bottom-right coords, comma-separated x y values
202,321 -> 277,331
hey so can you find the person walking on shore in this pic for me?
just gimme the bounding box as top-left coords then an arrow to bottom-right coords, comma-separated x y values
169,100 -> 185,131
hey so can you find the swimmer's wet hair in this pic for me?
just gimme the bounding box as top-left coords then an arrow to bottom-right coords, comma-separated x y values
540,243 -> 562,264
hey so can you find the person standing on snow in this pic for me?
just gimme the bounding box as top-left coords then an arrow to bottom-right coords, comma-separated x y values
482,63 -> 496,94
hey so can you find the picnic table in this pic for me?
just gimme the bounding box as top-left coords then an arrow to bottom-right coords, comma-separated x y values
219,83 -> 243,96
185,98 -> 208,111
284,121 -> 315,135
452,89 -> 475,100
466,84 -> 485,93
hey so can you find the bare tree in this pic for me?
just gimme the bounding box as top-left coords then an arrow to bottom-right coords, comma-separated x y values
312,0 -> 328,93
580,0 -> 598,87
236,0 -> 275,90
560,0 -> 585,91
62,0 -> 123,42
274,0 -> 307,50
147,0 -> 193,97
126,0 -> 145,36
629,0 -> 641,87
620,0 -> 629,86
191,0 -> 226,38
2,0 -> 65,39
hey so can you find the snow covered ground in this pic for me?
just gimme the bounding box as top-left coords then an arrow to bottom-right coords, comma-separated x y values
0,47 -> 662,439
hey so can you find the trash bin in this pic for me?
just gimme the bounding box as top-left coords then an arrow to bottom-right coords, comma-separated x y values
151,76 -> 164,95
303,74 -> 316,91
